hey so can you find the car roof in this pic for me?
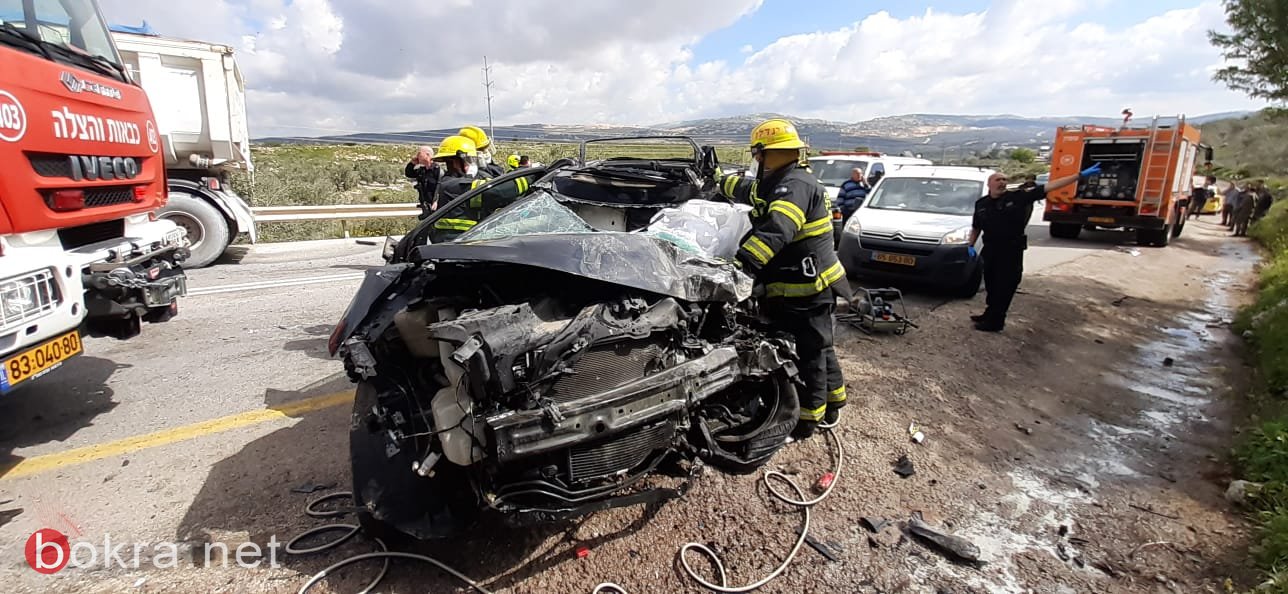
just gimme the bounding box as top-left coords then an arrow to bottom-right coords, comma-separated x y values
879,165 -> 996,182
808,154 -> 930,164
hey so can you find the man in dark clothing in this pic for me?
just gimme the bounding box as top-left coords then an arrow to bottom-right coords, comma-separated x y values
714,118 -> 847,441
1189,176 -> 1215,219
1254,181 -> 1275,222
837,167 -> 869,220
967,164 -> 1101,332
404,146 -> 442,219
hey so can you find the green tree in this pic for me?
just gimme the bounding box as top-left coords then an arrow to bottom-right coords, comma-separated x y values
1009,148 -> 1036,164
1209,0 -> 1288,109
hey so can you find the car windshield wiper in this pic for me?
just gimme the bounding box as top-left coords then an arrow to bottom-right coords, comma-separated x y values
0,22 -> 124,82
0,22 -> 53,60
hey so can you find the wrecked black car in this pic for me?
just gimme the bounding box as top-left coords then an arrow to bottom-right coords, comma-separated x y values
328,137 -> 804,540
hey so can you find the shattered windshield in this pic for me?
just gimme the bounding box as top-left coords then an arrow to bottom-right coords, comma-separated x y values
456,192 -> 595,242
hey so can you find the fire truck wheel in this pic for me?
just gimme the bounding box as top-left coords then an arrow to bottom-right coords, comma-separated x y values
157,192 -> 230,269
1049,222 -> 1082,240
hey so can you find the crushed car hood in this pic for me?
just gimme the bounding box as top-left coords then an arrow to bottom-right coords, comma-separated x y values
413,232 -> 753,303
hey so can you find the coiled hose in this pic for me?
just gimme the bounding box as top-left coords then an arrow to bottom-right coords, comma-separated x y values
288,422 -> 843,594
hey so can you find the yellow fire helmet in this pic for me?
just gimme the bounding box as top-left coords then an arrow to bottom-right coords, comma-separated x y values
507,154 -> 520,168
458,125 -> 491,151
749,118 -> 807,153
433,135 -> 478,160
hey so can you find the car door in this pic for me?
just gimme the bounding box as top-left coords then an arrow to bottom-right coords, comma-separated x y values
389,166 -> 549,263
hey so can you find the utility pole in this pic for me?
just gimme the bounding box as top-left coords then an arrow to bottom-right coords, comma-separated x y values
482,56 -> 495,142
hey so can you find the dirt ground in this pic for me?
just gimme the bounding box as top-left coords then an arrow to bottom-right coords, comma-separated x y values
11,218 -> 1262,594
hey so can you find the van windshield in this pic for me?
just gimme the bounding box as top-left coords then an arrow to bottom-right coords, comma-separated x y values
809,159 -> 867,187
866,177 -> 983,216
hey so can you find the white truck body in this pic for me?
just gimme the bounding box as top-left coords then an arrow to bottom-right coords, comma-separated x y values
110,31 -> 257,267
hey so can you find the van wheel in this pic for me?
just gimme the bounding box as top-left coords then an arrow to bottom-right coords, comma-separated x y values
953,263 -> 982,298
156,192 -> 229,268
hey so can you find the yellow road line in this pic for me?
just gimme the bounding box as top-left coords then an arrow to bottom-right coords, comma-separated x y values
0,390 -> 354,481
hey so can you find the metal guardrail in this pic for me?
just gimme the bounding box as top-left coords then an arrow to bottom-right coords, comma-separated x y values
251,203 -> 422,238
251,203 -> 421,222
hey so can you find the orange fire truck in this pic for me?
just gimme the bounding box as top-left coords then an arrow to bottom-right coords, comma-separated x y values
1044,114 -> 1211,247
0,1 -> 188,394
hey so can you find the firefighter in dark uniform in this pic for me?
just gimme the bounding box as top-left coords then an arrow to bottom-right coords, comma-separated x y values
967,163 -> 1101,332
459,126 -> 507,177
715,118 -> 847,440
429,135 -> 533,242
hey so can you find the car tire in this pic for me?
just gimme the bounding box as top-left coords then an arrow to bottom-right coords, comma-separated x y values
1050,222 -> 1082,239
1137,226 -> 1170,247
954,263 -> 983,298
155,192 -> 230,268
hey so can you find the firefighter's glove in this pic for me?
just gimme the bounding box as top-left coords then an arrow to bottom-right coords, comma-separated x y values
1080,162 -> 1103,177
967,246 -> 977,258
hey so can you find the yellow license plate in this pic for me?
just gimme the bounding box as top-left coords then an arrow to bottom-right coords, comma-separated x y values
1,330 -> 83,393
1087,216 -> 1115,224
873,252 -> 917,266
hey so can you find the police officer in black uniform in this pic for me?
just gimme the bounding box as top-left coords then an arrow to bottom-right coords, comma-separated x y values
404,146 -> 442,219
716,118 -> 847,440
967,163 -> 1101,332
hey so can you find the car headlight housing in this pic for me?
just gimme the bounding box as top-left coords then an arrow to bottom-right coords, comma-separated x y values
941,226 -> 973,245
844,214 -> 862,236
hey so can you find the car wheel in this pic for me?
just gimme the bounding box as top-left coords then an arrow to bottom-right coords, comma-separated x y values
953,263 -> 983,298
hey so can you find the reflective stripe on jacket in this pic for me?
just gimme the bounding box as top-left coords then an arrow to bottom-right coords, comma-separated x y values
717,163 -> 845,299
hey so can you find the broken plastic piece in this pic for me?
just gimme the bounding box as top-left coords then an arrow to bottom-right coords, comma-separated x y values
576,545 -> 591,559
815,472 -> 836,492
893,455 -> 915,478
861,517 -> 889,533
907,511 -> 982,564
908,422 -> 926,444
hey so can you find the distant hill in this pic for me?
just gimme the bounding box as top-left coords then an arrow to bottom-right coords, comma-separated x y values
256,110 -> 1257,158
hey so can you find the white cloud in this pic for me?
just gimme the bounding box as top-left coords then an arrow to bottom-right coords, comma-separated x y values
96,0 -> 1264,138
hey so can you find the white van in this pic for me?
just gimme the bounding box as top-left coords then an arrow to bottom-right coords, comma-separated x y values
837,165 -> 993,297
807,152 -> 934,200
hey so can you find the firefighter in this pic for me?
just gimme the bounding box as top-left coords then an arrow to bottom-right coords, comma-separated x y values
430,135 -> 533,240
715,118 -> 846,440
966,164 -> 1100,332
507,154 -> 521,171
458,126 -> 507,177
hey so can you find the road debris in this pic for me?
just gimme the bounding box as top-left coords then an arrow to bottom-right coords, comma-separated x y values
1162,357 -> 1175,367
908,422 -> 926,444
1116,247 -> 1142,257
1112,296 -> 1130,307
1015,423 -> 1033,436
796,528 -> 842,562
861,517 -> 890,533
907,511 -> 982,564
893,455 -> 916,478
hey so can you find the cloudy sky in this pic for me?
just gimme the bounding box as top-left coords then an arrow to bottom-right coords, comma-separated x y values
99,0 -> 1266,139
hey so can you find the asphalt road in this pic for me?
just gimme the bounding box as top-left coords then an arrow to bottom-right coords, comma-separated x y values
0,210 -> 1165,591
